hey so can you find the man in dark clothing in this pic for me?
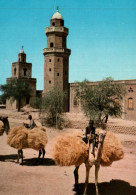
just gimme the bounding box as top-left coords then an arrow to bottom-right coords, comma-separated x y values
28,115 -> 36,129
84,120 -> 96,154
85,120 -> 95,138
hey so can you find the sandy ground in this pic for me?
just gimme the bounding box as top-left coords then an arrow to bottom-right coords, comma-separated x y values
0,109 -> 136,195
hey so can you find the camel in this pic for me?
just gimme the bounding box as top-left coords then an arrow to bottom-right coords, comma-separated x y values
0,116 -> 48,165
7,125 -> 48,165
0,116 -> 10,136
53,130 -> 124,195
83,130 -> 106,195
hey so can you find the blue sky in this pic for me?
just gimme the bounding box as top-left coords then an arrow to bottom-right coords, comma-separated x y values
0,0 -> 136,90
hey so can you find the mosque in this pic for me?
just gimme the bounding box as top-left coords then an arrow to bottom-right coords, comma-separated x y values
6,9 -> 136,121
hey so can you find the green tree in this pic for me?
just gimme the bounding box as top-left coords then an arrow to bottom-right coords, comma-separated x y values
75,77 -> 126,129
0,94 -> 6,104
41,86 -> 65,128
0,79 -> 32,111
30,96 -> 42,110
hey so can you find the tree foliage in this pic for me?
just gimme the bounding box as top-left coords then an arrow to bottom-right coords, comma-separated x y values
75,77 -> 126,128
41,86 -> 65,128
0,94 -> 6,104
30,97 -> 42,110
0,79 -> 32,111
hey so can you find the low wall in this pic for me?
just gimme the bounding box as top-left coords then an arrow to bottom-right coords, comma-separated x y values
107,125 -> 136,135
65,120 -> 136,135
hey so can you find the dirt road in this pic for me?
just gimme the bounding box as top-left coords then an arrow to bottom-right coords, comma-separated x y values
0,109 -> 136,195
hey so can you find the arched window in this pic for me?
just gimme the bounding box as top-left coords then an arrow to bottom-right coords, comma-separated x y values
50,42 -> 54,48
23,68 -> 27,76
61,20 -> 64,26
73,97 -> 78,107
14,68 -> 16,76
128,98 -> 133,109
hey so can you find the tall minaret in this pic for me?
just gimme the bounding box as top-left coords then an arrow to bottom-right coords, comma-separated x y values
43,8 -> 71,112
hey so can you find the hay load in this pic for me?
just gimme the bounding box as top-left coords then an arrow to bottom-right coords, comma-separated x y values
7,126 -> 48,150
27,126 -> 48,150
7,125 -> 48,165
53,133 -> 88,167
53,131 -> 124,167
0,121 -> 4,136
101,131 -> 124,166
7,126 -> 28,149
53,130 -> 124,195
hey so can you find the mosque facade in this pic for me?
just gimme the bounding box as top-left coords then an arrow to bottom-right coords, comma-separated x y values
6,9 -> 136,121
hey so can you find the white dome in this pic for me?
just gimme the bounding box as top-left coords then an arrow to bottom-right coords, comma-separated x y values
20,46 -> 24,53
52,10 -> 63,20
20,49 -> 24,54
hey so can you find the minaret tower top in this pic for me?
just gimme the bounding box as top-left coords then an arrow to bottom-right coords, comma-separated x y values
51,7 -> 64,20
50,7 -> 64,27
11,47 -> 32,79
18,46 -> 26,63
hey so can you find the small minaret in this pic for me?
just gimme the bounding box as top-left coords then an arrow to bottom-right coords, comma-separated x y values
11,46 -> 32,79
43,8 -> 71,112
6,47 -> 36,110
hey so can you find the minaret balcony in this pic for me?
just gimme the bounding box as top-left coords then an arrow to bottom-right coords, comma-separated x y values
43,48 -> 71,55
45,27 -> 68,35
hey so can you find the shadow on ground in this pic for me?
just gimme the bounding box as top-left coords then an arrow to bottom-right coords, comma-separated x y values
0,154 -> 56,166
0,154 -> 18,162
22,157 -> 56,166
73,179 -> 136,195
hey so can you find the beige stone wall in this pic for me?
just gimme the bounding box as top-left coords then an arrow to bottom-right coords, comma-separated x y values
47,34 -> 66,49
6,98 -> 17,110
55,35 -> 63,48
43,54 -> 70,112
44,55 -> 55,91
107,125 -> 136,135
43,54 -> 69,89
69,80 -> 136,121
47,35 -> 55,48
69,84 -> 81,113
124,83 -> 136,120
